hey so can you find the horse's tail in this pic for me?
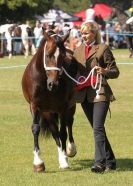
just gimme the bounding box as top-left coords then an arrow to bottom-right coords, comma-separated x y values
40,113 -> 59,138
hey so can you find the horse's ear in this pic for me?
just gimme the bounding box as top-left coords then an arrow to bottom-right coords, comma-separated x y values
62,29 -> 71,43
43,30 -> 50,41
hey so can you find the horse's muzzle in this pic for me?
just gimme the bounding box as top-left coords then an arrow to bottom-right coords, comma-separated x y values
47,80 -> 59,91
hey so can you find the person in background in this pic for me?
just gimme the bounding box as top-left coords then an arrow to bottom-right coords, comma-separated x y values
5,26 -> 13,59
73,21 -> 120,173
33,20 -> 43,49
69,25 -> 81,50
126,12 -> 133,58
62,23 -> 70,35
13,24 -> 22,55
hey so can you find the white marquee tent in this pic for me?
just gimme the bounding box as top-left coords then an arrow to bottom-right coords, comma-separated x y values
35,8 -> 81,23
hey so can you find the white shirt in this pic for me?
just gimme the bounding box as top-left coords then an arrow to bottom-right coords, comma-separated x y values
33,27 -> 43,38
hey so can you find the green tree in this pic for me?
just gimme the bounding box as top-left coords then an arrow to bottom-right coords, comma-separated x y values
90,0 -> 133,11
1,0 -> 132,24
53,0 -> 90,13
0,0 -> 54,24
53,0 -> 133,13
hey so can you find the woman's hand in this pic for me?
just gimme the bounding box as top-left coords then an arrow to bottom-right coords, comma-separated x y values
95,66 -> 108,75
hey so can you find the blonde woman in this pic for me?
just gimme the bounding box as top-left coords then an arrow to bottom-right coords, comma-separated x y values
73,21 -> 120,173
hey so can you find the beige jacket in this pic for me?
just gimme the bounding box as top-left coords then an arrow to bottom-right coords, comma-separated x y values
70,43 -> 120,104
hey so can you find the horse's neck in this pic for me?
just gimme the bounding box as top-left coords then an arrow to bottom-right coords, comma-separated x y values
34,43 -> 45,69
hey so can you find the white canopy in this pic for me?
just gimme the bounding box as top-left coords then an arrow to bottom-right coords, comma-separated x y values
36,8 -> 81,23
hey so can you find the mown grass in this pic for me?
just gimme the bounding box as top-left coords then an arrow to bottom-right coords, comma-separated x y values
0,50 -> 133,186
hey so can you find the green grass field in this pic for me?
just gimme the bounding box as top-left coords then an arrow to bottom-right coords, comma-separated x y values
0,49 -> 133,186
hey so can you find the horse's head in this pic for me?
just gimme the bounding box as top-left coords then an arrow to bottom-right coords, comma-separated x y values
43,30 -> 71,91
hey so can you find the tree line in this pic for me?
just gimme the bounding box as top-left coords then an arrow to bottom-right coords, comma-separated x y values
0,0 -> 132,24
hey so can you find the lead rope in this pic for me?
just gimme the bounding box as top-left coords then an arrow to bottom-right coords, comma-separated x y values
43,39 -> 102,99
62,66 -> 102,99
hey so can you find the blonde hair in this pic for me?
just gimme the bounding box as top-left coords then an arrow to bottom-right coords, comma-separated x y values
80,21 -> 101,44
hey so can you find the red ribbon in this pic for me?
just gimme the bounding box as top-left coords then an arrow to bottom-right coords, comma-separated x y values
76,75 -> 96,91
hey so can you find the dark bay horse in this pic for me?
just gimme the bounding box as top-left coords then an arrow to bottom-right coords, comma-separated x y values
22,30 -> 78,172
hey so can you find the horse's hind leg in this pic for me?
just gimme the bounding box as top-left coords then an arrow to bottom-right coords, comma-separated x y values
31,106 -> 45,172
65,106 -> 77,157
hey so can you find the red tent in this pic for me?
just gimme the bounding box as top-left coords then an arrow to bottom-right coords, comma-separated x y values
94,3 -> 112,18
74,3 -> 112,25
74,11 -> 86,25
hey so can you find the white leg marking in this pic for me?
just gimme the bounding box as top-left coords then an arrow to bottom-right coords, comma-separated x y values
66,142 -> 77,157
9,53 -> 12,59
33,150 -> 44,166
58,147 -> 69,169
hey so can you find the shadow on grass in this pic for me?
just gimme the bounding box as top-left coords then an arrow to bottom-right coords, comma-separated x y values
45,158 -> 133,173
117,158 -> 133,171
73,158 -> 133,171
71,159 -> 93,170
72,158 -> 133,172
45,159 -> 92,173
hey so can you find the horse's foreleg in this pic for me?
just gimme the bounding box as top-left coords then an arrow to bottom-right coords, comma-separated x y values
59,117 -> 69,169
31,108 -> 45,172
48,114 -> 69,169
67,125 -> 77,158
57,145 -> 69,169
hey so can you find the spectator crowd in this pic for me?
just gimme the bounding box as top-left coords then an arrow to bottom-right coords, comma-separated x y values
0,17 -> 133,59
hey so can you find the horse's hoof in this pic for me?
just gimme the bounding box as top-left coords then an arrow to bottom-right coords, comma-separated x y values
67,151 -> 77,158
59,164 -> 70,169
66,142 -> 77,158
33,163 -> 45,172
